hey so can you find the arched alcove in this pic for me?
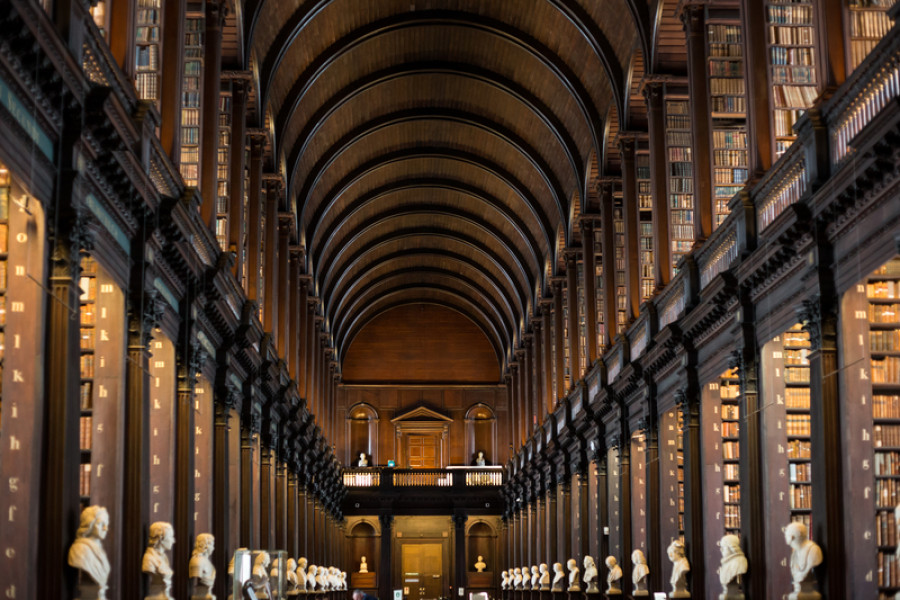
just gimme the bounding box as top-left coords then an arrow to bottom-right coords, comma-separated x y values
347,403 -> 379,465
465,403 -> 497,465
348,520 -> 379,591
466,521 -> 496,576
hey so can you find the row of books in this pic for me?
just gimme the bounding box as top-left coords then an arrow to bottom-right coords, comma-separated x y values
788,439 -> 812,459
80,382 -> 92,411
723,504 -> 740,529
80,416 -> 93,450
849,10 -> 892,38
870,281 -> 900,299
879,478 -> 900,507
669,178 -> 694,193
785,365 -> 810,384
873,331 -> 900,353
181,109 -> 200,127
875,424 -> 900,448
774,108 -> 803,138
875,451 -> 900,476
873,357 -> 900,385
876,509 -> 898,547
724,484 -> 741,503
871,304 -> 900,324
135,72 -> 159,101
670,210 -> 694,226
719,384 -> 740,400
878,551 -> 900,588
771,65 -> 817,85
80,327 -> 95,350
721,421 -> 739,438
709,60 -> 743,77
768,25 -> 815,46
789,462 -> 811,482
666,131 -> 692,146
786,387 -> 811,409
723,440 -> 740,460
786,414 -> 811,437
723,463 -> 739,481
668,159 -> 693,174
789,483 -> 812,510
711,97 -> 746,115
708,24 -> 742,45
135,44 -> 159,69
766,4 -> 814,25
785,348 -> 810,365
875,261 -> 900,277
714,168 -> 749,184
80,354 -> 94,378
712,130 -> 748,149
875,396 -> 900,419
722,404 -> 740,419
80,464 -> 91,498
769,47 -> 815,67
772,84 -> 819,108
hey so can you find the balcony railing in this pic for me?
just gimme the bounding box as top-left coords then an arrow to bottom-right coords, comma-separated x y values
342,466 -> 503,489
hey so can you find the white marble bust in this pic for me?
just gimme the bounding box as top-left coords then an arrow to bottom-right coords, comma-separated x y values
583,555 -> 599,594
307,565 -> 318,591
513,567 -> 523,590
551,562 -> 565,592
475,555 -> 486,572
567,558 -> 581,592
531,565 -> 539,589
142,521 -> 175,600
501,570 -> 509,589
785,522 -> 823,599
285,558 -> 299,595
521,566 -> 531,590
315,563 -> 327,591
717,534 -> 747,599
188,533 -> 215,600
631,550 -> 649,596
539,563 -> 550,590
297,557 -> 308,592
605,557 -> 622,596
245,552 -> 272,600
475,451 -> 486,466
68,505 -> 111,600
359,453 -> 368,467
667,540 -> 690,598
359,556 -> 369,573
342,570 -> 348,590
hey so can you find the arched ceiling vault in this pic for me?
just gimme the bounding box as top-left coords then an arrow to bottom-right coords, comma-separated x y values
248,0 -> 641,375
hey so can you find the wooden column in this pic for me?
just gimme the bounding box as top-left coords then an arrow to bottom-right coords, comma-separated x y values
546,483 -> 558,565
642,82 -> 672,289
678,374 -> 705,599
297,277 -> 309,390
558,477 -> 572,560
288,251 -> 301,379
158,0 -> 185,162
173,359 -> 197,600
681,3 -> 714,243
263,183 -> 280,335
531,321 -> 543,426
535,489 -> 545,564
38,205 -> 85,600
541,300 -> 554,415
580,219 -> 598,364
453,512 -> 467,596
577,465 -> 590,560
108,0 -> 135,75
740,0 -> 774,176
522,341 -> 532,433
213,399 -> 236,600
564,252 -> 581,384
620,135 -> 641,320
278,217 -> 292,359
305,298 -> 317,401
240,425 -> 256,548
552,280 -> 566,403
814,0 -> 847,91
510,361 -> 520,447
642,410 -> 662,587
199,0 -> 225,228
617,435 -> 633,598
593,452 -> 609,564
237,127 -> 261,289
287,469 -> 298,556
260,444 -> 275,549
505,373 -> 515,453
275,454 -> 288,552
599,182 -> 618,343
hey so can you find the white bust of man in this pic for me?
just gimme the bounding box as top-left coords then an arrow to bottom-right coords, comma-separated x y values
68,505 -> 111,600
667,540 -> 690,598
188,533 -> 215,600
539,563 -> 550,590
359,556 -> 368,573
501,570 -> 509,590
551,562 -> 565,592
718,534 -> 748,597
531,565 -> 540,588
307,565 -> 318,590
359,453 -> 368,467
474,555 -> 486,572
567,558 -> 581,592
475,451 -> 486,466
631,550 -> 649,595
297,557 -> 308,591
605,557 -> 622,595
785,522 -> 823,598
285,558 -> 298,594
513,567 -> 523,589
521,566 -> 531,590
142,521 -> 175,600
583,555 -> 599,593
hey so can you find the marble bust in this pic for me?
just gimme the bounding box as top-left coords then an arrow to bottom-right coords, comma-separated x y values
631,550 -> 650,596
68,505 -> 111,600
188,533 -> 216,600
315,564 -> 327,591
785,522 -> 823,599
567,558 -> 581,592
539,563 -> 550,590
358,453 -> 368,467
551,562 -> 565,592
667,540 -> 690,598
605,557 -> 623,596
245,551 -> 272,599
307,565 -> 318,591
513,567 -> 523,590
285,558 -> 298,595
341,571 -> 348,590
583,555 -> 599,594
474,555 -> 486,572
359,556 -> 368,573
717,534 -> 747,600
522,566 -> 531,590
297,557 -> 308,592
531,565 -> 539,589
142,521 -> 175,600
501,570 -> 509,590
475,451 -> 486,466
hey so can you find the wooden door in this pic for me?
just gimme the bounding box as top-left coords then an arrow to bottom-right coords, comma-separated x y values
401,543 -> 443,600
406,434 -> 439,467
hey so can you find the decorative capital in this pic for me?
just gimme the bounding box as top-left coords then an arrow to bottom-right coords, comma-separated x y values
727,349 -> 742,375
451,513 -> 467,528
635,416 -> 650,435
379,513 -> 394,530
796,297 -> 822,350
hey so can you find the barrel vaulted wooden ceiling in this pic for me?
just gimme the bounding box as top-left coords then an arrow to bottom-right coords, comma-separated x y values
229,0 -> 685,376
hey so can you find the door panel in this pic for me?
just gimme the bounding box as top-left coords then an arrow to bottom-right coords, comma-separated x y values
407,434 -> 439,468
401,543 -> 443,600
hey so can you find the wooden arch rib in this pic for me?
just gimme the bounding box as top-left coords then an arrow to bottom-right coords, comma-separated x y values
317,211 -> 535,309
323,233 -> 528,329
327,248 -> 525,331
311,180 -> 544,283
292,108 -> 568,233
281,62 -> 584,203
339,297 -> 506,372
260,9 -> 607,153
304,149 -> 555,260
333,268 -> 516,354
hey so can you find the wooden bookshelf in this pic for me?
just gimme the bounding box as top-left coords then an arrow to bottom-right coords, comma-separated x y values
576,259 -> 588,374
677,410 -> 685,541
636,153 -> 654,301
707,20 -> 748,228
847,0 -> 896,72
631,432 -> 647,552
179,13 -> 204,187
765,0 -> 819,158
614,199 -> 627,328
561,282 -> 571,388
0,168 -> 8,435
665,98 -> 694,274
592,227 -> 606,353
79,255 -> 98,509
783,324 -> 813,528
135,0 -> 162,103
608,446 -> 622,559
216,92 -> 231,252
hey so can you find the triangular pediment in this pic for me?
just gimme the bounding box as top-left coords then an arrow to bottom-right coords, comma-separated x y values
391,404 -> 453,423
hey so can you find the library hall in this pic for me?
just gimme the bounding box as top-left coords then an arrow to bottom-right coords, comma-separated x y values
1,0 -> 899,599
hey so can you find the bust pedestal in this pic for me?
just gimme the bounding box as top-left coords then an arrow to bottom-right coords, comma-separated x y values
784,583 -> 820,600
190,582 -> 214,600
75,581 -> 103,600
603,587 -> 622,598
668,592 -> 690,599
145,573 -> 173,600
719,581 -> 744,600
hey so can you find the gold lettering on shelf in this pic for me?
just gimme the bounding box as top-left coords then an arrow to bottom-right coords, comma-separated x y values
8,506 -> 16,522
5,584 -> 16,598
153,455 -> 160,465
860,368 -> 869,380
863,459 -> 871,470
10,404 -> 17,419
15,233 -> 26,243
98,385 -> 108,398
862,429 -> 871,442
10,302 -> 23,313
5,548 -> 14,558
13,266 -> 23,276
9,437 -> 19,451
8,478 -> 18,492
96,464 -> 103,478
100,284 -> 113,294
12,370 -> 23,383
12,334 -> 19,349
100,330 -> 109,341
153,502 -> 159,514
